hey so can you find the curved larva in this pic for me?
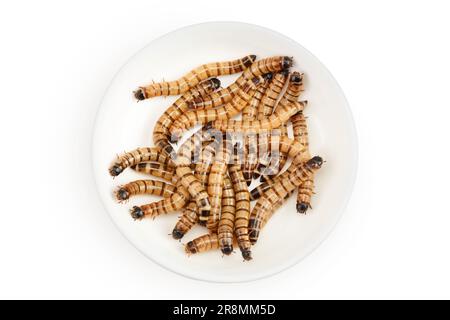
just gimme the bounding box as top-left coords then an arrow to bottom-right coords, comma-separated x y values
115,179 -> 176,202
212,101 -> 307,132
152,78 -> 220,157
248,157 -> 323,244
109,147 -> 175,177
134,55 -> 256,100
257,71 -> 289,119
131,162 -> 175,182
172,201 -> 198,240
185,233 -> 220,255
189,56 -> 292,109
228,157 -> 253,261
249,165 -> 296,201
217,176 -> 236,255
194,140 -> 220,187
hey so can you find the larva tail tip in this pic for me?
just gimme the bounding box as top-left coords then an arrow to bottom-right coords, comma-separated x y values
172,229 -> 184,240
133,88 -> 146,101
210,78 -> 221,89
263,72 -> 273,81
130,206 -> 144,220
249,54 -> 257,61
244,55 -> 257,67
296,202 -> 309,214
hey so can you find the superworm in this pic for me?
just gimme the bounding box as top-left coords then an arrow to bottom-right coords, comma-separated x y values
173,130 -> 212,223
248,156 -> 323,244
217,176 -> 236,255
152,78 -> 220,157
257,71 -> 289,119
291,109 -> 315,214
185,233 -> 220,255
228,147 -> 253,260
131,162 -> 175,182
134,55 -> 256,100
194,139 -> 220,187
169,77 -> 262,141
130,179 -> 190,220
172,200 -> 198,240
189,56 -> 292,109
115,179 -> 176,202
206,136 -> 233,232
109,147 -> 175,177
249,165 -> 296,201
211,100 -> 306,132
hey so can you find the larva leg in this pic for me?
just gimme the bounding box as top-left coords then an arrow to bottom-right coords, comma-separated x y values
115,179 -> 176,202
217,176 -> 236,255
172,201 -> 198,240
185,233 -> 220,255
134,55 -> 256,100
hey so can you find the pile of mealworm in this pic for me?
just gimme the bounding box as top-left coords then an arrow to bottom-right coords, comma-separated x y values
109,55 -> 323,261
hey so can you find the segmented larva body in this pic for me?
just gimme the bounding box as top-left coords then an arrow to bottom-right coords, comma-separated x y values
131,162 -> 175,182
194,140 -> 219,187
173,131 -> 212,222
130,180 -> 190,220
218,176 -> 236,255
115,179 -> 176,202
172,201 -> 198,240
152,78 -> 220,157
291,109 -> 315,214
249,165 -> 296,201
169,77 -> 262,141
274,72 -> 305,173
248,156 -> 323,244
241,75 -> 272,119
211,100 -> 306,132
109,147 -> 175,177
257,71 -> 289,119
228,155 -> 253,261
206,137 -> 233,231
189,56 -> 292,109
185,233 -> 220,255
134,55 -> 256,100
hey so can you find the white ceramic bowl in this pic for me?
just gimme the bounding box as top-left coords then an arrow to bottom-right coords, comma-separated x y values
92,22 -> 358,282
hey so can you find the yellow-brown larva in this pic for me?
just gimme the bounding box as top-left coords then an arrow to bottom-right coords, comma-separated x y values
211,101 -> 306,132
134,55 -> 256,100
242,131 -> 259,186
172,200 -> 198,240
152,78 -> 220,157
185,233 -> 220,255
115,179 -> 176,202
109,147 -> 175,177
241,74 -> 272,119
173,130 -> 212,223
130,180 -> 190,220
169,77 -> 263,141
291,109 -> 315,214
131,162 -> 175,182
257,70 -> 289,119
189,56 -> 291,109
217,176 -> 236,255
249,165 -> 296,201
206,137 -> 233,232
228,149 -> 253,260
248,156 -> 323,244
194,139 -> 220,187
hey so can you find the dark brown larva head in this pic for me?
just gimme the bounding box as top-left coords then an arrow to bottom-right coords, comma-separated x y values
263,72 -> 273,81
296,202 -> 309,214
241,249 -> 252,261
133,88 -> 146,101
243,55 -> 257,67
282,56 -> 294,70
185,241 -> 197,254
280,69 -> 290,77
172,228 -> 184,240
210,78 -> 221,89
130,206 -> 144,220
221,245 -> 233,255
306,156 -> 323,170
290,72 -> 303,84
109,164 -> 124,176
116,188 -> 129,201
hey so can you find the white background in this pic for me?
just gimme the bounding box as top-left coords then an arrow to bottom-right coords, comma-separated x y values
0,0 -> 449,299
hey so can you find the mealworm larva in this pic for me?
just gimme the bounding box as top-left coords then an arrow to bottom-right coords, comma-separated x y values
248,156 -> 323,244
218,176 -> 236,255
134,55 -> 256,100
189,56 -> 292,109
130,180 -> 190,220
257,71 -> 289,119
291,109 -> 315,214
115,179 -> 176,202
194,139 -> 220,187
109,147 -> 175,177
242,132 -> 259,186
173,130 -> 212,223
172,200 -> 198,240
206,136 -> 233,232
185,233 -> 220,255
241,74 -> 272,119
152,78 -> 220,157
211,100 -> 306,132
131,162 -> 175,182
228,147 -> 253,260
249,165 -> 296,201
169,77 -> 263,141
